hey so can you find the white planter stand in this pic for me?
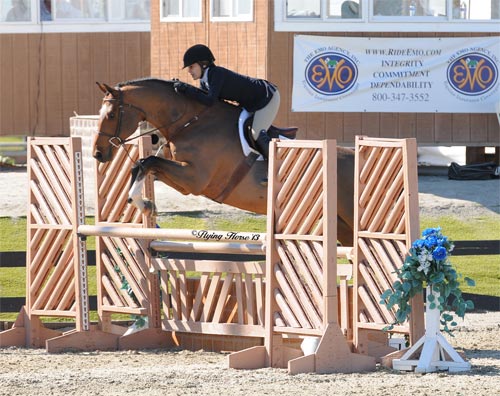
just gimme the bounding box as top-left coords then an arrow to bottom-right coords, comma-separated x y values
392,286 -> 471,373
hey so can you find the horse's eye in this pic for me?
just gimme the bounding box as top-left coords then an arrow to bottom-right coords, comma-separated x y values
109,113 -> 115,119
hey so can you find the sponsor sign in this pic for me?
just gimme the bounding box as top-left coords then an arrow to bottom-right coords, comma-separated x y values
292,35 -> 500,113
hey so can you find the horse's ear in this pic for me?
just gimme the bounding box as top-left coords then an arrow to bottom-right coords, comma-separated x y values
96,82 -> 108,94
96,82 -> 118,97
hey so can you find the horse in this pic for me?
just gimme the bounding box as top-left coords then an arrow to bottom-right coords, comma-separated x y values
93,78 -> 355,246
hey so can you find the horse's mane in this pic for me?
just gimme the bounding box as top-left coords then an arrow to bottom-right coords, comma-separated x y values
117,77 -> 174,88
116,77 -> 240,112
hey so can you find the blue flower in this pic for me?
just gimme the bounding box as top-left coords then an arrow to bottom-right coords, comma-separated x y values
412,239 -> 425,249
432,246 -> 447,261
424,235 -> 438,249
422,227 -> 441,237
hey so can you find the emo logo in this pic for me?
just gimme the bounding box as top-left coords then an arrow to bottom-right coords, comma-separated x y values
305,52 -> 358,96
447,53 -> 498,96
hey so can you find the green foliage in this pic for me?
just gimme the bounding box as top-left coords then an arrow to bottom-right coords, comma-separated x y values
380,227 -> 476,335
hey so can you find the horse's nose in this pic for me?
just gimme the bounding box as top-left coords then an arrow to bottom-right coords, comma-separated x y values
93,150 -> 103,162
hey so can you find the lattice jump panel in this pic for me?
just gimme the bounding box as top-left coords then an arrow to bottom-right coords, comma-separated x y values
274,146 -> 325,236
267,140 -> 338,337
26,137 -> 88,328
273,240 -> 324,329
96,143 -> 146,224
29,142 -> 73,226
357,145 -> 406,233
93,138 -> 160,327
98,236 -> 151,315
156,257 -> 266,337
353,137 -> 423,349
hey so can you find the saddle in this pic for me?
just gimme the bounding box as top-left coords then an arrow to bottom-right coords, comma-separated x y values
239,110 -> 298,158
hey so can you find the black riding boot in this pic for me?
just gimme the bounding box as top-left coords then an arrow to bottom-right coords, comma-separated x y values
255,130 -> 271,160
255,130 -> 271,185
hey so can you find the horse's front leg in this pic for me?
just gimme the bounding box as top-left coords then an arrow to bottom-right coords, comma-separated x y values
128,155 -> 207,214
128,160 -> 157,216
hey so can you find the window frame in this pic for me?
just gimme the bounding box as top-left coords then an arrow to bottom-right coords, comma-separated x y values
275,0 -> 500,33
159,0 -> 203,22
0,0 -> 150,33
209,0 -> 253,22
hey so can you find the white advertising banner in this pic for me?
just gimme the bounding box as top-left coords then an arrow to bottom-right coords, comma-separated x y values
292,35 -> 500,113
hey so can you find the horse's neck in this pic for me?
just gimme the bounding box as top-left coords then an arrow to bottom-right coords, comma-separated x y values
161,99 -> 239,142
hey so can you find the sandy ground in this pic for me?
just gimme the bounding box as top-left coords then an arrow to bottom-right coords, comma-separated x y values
0,313 -> 498,396
0,168 -> 499,395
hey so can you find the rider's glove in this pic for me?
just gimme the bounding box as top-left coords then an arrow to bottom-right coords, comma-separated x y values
173,81 -> 188,94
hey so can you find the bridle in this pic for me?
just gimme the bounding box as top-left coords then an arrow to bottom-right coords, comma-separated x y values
97,86 -> 207,151
97,88 -> 151,149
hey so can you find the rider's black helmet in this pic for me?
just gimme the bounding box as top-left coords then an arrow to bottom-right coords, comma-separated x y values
183,44 -> 215,68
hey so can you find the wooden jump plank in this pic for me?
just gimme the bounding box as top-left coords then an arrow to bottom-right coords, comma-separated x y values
368,165 -> 404,231
276,150 -> 322,231
276,149 -> 315,210
100,251 -> 137,307
162,319 -> 265,337
191,273 -> 211,322
244,273 -> 255,325
201,273 -> 222,322
30,157 -> 72,223
358,262 -> 395,323
273,261 -> 313,329
212,274 -> 235,323
276,244 -> 323,328
273,289 -> 301,327
382,192 -> 406,234
283,169 -> 323,235
235,273 -> 245,324
35,246 -> 74,311
102,238 -> 148,306
254,276 -> 265,326
357,285 -> 385,324
357,239 -> 393,293
285,241 -> 323,313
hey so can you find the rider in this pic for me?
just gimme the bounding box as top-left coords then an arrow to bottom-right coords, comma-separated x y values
173,44 -> 280,160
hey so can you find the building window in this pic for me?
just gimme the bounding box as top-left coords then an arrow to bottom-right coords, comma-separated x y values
286,0 -> 361,19
161,0 -> 201,21
1,0 -> 32,22
452,0 -> 498,20
108,0 -> 150,21
42,0 -> 105,21
286,0 -> 321,17
275,0 -> 500,32
210,0 -> 253,21
1,0 -> 151,32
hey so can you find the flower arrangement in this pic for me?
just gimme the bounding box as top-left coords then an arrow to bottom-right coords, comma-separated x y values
380,227 -> 475,334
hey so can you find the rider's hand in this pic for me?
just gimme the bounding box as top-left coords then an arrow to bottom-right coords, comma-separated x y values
173,81 -> 188,94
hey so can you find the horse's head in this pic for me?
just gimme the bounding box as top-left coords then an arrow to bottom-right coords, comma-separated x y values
93,82 -> 147,163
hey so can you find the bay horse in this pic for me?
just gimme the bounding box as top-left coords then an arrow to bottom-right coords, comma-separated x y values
93,78 -> 355,246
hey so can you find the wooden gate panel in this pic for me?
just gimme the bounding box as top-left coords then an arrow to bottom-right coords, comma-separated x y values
266,140 -> 334,342
353,136 -> 424,352
157,258 -> 266,337
26,137 -> 89,338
